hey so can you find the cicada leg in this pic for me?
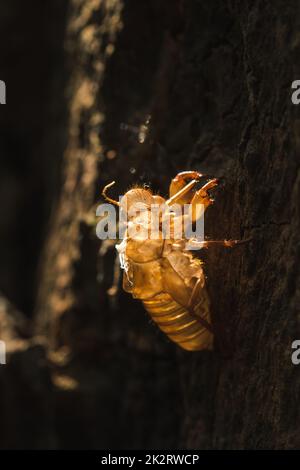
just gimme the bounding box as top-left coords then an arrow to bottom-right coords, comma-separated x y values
186,238 -> 252,249
188,178 -> 219,222
107,252 -> 122,299
167,171 -> 205,207
98,239 -> 122,310
169,171 -> 203,198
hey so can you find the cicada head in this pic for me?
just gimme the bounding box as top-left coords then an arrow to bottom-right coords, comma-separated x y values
120,187 -> 152,214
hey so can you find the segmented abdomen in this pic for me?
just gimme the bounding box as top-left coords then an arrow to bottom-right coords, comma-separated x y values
143,293 -> 213,351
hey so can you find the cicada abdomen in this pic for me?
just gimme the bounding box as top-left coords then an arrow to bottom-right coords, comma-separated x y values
143,291 -> 212,351
119,240 -> 213,351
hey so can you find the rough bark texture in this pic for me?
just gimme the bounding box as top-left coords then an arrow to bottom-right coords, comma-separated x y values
1,0 -> 300,449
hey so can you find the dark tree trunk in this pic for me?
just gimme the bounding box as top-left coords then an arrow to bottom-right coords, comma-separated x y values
1,0 -> 300,450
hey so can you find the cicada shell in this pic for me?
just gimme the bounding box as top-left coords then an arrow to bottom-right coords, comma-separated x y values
102,171 -> 242,351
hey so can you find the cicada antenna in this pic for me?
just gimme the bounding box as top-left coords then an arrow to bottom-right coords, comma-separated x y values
102,181 -> 120,206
